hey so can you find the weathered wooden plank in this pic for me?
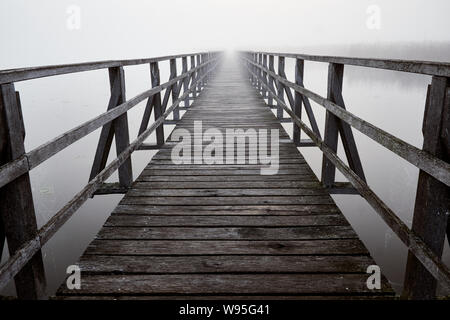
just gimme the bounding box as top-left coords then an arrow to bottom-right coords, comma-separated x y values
85,239 -> 369,255
97,226 -> 356,240
105,214 -> 346,227
57,295 -> 395,300
112,204 -> 341,215
132,181 -> 321,189
145,164 -> 307,170
78,255 -> 373,274
136,175 -> 317,182
141,169 -> 314,176
126,188 -> 328,197
119,196 -> 334,206
57,273 -> 393,295
149,158 -> 306,164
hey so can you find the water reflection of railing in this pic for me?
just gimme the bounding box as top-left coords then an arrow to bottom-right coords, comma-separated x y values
242,51 -> 449,299
0,52 -> 221,298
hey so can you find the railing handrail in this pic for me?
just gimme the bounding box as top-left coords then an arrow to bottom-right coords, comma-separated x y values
244,50 -> 450,77
244,57 -> 450,187
0,51 -> 222,297
240,51 -> 450,296
0,58 -> 215,189
0,51 -> 216,84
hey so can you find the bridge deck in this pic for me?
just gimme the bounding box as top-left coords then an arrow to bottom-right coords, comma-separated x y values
56,58 -> 394,299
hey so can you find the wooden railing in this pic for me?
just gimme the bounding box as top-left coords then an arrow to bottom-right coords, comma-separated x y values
0,51 -> 221,298
241,51 -> 450,299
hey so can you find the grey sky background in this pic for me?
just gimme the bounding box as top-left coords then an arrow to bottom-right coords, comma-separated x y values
1,0 -> 449,68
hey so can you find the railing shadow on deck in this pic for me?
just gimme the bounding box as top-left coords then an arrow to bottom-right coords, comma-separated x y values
241,51 -> 450,299
0,52 -> 221,299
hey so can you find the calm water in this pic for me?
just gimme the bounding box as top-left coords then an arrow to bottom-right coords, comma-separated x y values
1,53 -> 449,297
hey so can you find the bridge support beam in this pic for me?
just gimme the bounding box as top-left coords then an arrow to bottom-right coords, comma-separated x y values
138,62 -> 164,149
403,76 -> 450,299
0,84 -> 46,299
90,66 -> 133,188
321,63 -> 365,187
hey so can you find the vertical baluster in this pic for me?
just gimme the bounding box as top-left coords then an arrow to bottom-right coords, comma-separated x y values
196,55 -> 201,93
182,57 -> 189,108
262,54 -> 268,99
151,62 -> 164,146
293,59 -> 304,146
170,59 -> 180,120
190,55 -> 197,99
268,55 -> 275,107
276,56 -> 285,119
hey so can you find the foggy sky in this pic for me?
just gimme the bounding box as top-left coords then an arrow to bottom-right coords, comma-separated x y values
1,0 -> 449,68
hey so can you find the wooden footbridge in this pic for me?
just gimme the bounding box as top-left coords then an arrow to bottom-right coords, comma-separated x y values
0,51 -> 449,300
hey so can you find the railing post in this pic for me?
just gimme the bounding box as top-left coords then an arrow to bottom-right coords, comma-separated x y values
200,54 -> 205,88
208,53 -> 212,83
170,59 -> 180,120
90,66 -> 133,188
321,63 -> 365,187
196,55 -> 202,93
403,76 -> 450,299
258,54 -> 262,93
151,62 -> 165,146
182,57 -> 189,108
293,59 -> 304,146
262,54 -> 268,99
276,56 -> 285,119
190,56 -> 197,98
254,54 -> 258,88
110,67 -> 133,187
268,55 -> 275,107
0,83 -> 46,299
248,54 -> 252,84
252,53 -> 257,86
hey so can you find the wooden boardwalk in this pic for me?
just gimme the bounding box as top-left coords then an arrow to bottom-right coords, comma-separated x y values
56,57 -> 394,299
